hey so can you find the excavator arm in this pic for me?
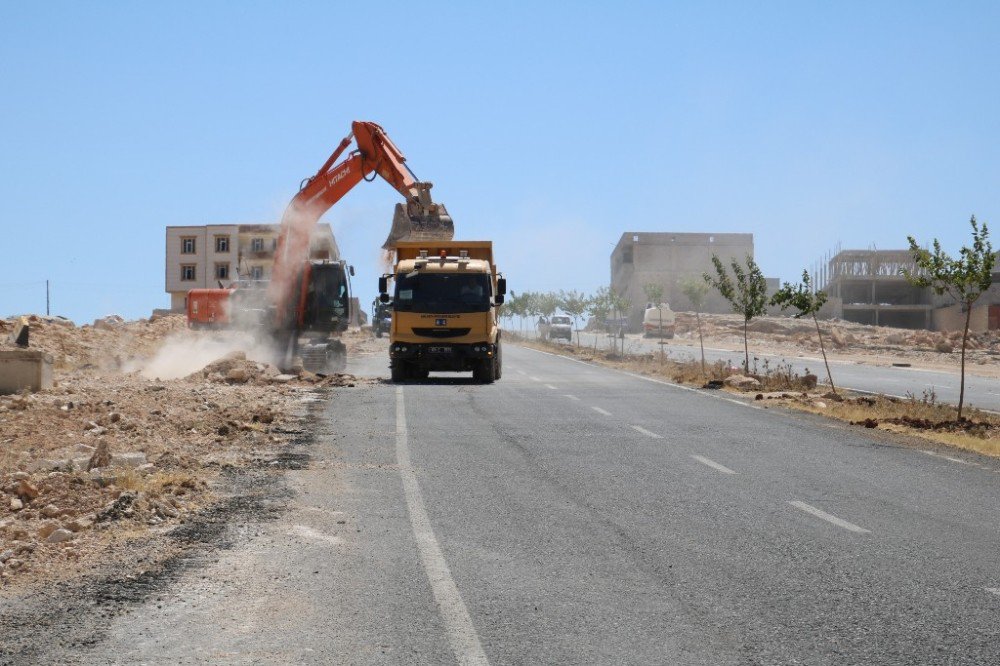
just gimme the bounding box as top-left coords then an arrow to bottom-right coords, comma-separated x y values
268,120 -> 454,329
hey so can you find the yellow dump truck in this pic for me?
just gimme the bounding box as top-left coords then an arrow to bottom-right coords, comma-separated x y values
378,241 -> 505,383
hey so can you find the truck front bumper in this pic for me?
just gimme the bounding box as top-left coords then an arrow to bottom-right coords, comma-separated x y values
390,342 -> 496,371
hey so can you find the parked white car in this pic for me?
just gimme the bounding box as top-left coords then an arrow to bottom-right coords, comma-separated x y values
548,315 -> 573,341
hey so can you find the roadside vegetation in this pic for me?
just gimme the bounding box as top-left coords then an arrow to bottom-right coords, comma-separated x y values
703,254 -> 769,373
903,216 -> 994,421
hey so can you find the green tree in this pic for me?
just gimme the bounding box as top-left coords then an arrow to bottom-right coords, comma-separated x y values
679,276 -> 710,376
642,282 -> 664,306
771,270 -> 836,394
536,292 -> 560,318
609,289 -> 632,356
505,291 -> 526,333
704,254 -> 768,374
589,286 -> 613,349
559,289 -> 590,347
902,216 -> 995,420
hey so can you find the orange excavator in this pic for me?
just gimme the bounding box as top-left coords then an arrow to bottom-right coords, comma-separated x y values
187,120 -> 454,371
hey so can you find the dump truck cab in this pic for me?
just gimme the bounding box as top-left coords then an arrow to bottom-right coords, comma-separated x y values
381,241 -> 504,383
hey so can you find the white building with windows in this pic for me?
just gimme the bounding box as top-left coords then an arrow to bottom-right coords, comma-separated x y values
165,223 -> 339,311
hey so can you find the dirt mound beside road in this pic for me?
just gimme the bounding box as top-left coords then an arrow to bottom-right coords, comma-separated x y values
0,314 -> 369,591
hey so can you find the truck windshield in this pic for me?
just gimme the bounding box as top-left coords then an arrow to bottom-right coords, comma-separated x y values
394,272 -> 491,314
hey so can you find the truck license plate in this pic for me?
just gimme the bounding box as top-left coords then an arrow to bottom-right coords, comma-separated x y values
428,346 -> 450,354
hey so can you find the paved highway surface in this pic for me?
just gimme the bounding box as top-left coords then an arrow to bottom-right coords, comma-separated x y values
572,330 -> 1000,411
82,343 -> 1000,664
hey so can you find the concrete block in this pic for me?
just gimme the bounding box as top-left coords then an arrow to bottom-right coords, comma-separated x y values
0,349 -> 54,395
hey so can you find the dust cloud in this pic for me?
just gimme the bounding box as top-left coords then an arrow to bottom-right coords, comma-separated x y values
128,330 -> 281,380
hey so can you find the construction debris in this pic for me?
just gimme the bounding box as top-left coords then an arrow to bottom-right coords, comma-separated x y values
0,313 -> 376,589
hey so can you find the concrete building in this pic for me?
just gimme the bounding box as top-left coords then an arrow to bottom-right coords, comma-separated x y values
822,249 -> 933,329
165,223 -> 339,311
820,247 -> 1000,332
611,232 -> 773,330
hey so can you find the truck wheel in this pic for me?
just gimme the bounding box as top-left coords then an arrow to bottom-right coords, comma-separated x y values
493,344 -> 502,380
391,363 -> 408,382
473,359 -> 494,384
375,328 -> 382,339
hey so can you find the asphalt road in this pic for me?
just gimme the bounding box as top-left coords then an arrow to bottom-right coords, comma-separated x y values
570,330 -> 1000,410
81,343 -> 1000,664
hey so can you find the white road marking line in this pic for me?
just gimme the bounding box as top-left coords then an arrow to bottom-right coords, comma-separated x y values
630,425 -> 663,439
289,525 -> 342,545
921,450 -> 971,465
690,455 -> 737,475
395,387 -> 490,665
545,384 -> 558,390
563,394 -> 581,401
528,376 -> 541,382
788,501 -> 871,534
515,369 -> 526,375
591,406 -> 612,416
986,588 -> 1000,596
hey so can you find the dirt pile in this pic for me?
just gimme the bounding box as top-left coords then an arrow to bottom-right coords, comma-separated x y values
0,314 -> 371,589
672,312 -> 1000,374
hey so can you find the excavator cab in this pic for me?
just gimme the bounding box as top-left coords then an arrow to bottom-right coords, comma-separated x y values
300,261 -> 351,334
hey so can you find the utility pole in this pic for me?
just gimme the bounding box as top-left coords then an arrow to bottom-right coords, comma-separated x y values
46,280 -> 50,316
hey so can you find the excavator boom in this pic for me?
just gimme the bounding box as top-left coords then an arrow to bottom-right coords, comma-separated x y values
269,120 -> 454,329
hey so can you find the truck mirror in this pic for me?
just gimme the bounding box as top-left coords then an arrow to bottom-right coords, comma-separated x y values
378,276 -> 388,294
494,294 -> 505,305
349,265 -> 356,277
380,293 -> 391,304
497,278 -> 507,295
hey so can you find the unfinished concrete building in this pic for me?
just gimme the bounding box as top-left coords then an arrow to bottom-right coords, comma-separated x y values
822,249 -> 933,329
611,232 -> 762,330
819,247 -> 1000,331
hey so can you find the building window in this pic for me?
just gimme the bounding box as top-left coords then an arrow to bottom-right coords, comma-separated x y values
215,236 -> 229,253
622,248 -> 633,264
181,264 -> 196,281
250,266 -> 264,280
251,237 -> 264,252
215,263 -> 229,280
181,237 -> 196,254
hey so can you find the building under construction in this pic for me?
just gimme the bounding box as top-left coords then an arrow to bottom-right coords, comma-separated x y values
817,247 -> 1000,331
820,248 -> 933,329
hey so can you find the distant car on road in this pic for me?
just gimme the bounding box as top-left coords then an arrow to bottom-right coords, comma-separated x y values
548,315 -> 573,341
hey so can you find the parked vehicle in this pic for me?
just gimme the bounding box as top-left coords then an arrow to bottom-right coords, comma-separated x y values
371,298 -> 392,338
604,316 -> 631,334
643,304 -> 676,338
548,315 -> 573,341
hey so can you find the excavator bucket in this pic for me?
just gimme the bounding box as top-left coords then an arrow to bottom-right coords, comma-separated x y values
383,203 -> 455,249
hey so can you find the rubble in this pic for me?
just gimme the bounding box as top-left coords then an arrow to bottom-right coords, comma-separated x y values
0,314 -> 377,589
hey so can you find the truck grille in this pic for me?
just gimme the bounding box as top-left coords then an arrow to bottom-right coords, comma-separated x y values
411,328 -> 471,338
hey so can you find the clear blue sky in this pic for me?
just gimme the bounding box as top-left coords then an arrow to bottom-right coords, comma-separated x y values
2,1 -> 998,322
